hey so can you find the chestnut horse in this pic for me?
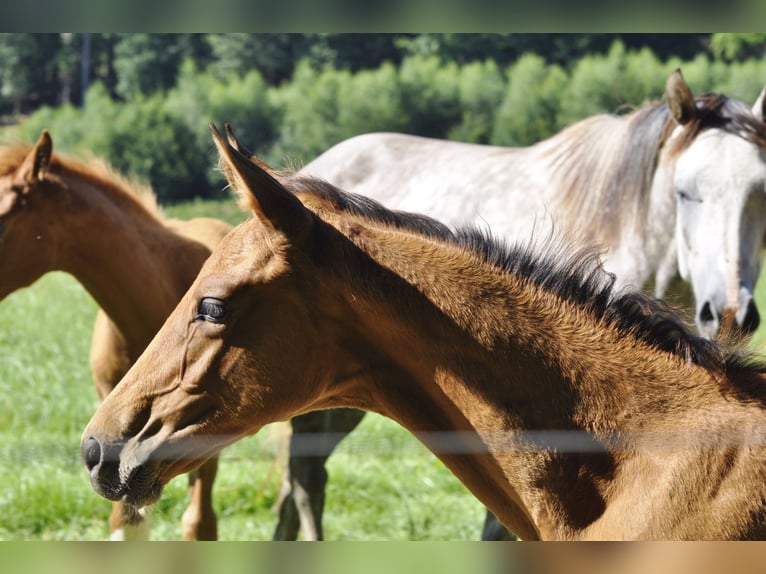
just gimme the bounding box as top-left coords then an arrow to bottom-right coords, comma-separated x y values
277,69 -> 766,540
82,125 -> 766,540
0,131 -> 232,539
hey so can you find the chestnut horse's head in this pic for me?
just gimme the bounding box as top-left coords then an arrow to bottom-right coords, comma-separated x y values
0,130 -> 59,299
81,124 -> 347,507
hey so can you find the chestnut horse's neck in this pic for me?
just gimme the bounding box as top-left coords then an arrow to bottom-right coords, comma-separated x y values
314,212 -> 766,540
42,163 -> 212,355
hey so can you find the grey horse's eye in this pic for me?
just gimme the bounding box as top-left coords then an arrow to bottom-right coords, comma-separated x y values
676,189 -> 703,203
195,297 -> 228,323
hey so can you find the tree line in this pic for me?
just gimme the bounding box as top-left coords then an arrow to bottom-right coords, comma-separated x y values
0,33 -> 740,117
3,33 -> 766,202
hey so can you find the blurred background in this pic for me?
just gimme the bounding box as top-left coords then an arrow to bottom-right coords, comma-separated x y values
2,33 -> 766,203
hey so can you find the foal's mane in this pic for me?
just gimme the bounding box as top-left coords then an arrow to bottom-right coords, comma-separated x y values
285,174 -> 765,383
550,91 -> 766,245
0,141 -> 162,218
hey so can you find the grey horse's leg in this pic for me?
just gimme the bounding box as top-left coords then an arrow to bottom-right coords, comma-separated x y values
481,510 -> 516,540
273,408 -> 366,540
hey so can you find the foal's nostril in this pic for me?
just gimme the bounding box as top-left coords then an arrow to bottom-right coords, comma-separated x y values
82,437 -> 102,471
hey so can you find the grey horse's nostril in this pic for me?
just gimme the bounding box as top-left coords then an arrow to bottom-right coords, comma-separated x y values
741,299 -> 760,334
82,437 -> 102,471
699,301 -> 715,324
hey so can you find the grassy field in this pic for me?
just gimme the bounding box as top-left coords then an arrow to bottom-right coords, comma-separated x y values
0,198 -> 485,541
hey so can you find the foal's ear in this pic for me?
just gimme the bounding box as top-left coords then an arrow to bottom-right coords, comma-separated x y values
224,123 -> 256,160
752,85 -> 766,122
665,69 -> 697,126
210,123 -> 312,236
19,130 -> 53,185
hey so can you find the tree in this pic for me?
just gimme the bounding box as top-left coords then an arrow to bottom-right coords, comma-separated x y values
112,34 -> 205,100
206,33 -> 312,85
710,33 -> 766,61
0,34 -> 62,117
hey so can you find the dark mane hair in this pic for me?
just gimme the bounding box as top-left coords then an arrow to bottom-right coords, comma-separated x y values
454,227 -> 736,371
285,173 -> 766,382
668,92 -> 766,154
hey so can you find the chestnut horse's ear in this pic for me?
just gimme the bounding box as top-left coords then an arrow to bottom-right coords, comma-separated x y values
210,122 -> 312,236
752,85 -> 766,122
665,68 -> 697,126
19,130 -> 53,185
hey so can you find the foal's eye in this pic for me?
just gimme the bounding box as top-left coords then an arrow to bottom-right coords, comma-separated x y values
195,297 -> 228,324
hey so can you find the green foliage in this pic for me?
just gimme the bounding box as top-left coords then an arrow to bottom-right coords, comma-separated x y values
112,34 -> 188,100
448,59 -> 505,144
271,60 -> 352,166
491,54 -> 567,146
8,36 -> 766,204
674,54 -> 730,95
206,33 -> 312,85
558,41 -> 635,125
166,59 -> 277,189
102,95 -> 210,202
620,47 -> 667,106
710,33 -> 766,61
335,62 -> 409,139
719,59 -> 766,102
0,34 -> 62,116
399,55 -> 461,138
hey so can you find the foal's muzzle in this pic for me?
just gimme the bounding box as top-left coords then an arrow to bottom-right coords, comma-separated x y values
82,435 -> 126,502
81,435 -> 163,506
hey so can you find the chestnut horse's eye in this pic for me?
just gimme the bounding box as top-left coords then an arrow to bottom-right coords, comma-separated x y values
195,297 -> 228,324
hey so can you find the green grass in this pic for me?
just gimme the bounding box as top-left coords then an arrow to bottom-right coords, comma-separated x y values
163,196 -> 250,227
0,198 -> 485,541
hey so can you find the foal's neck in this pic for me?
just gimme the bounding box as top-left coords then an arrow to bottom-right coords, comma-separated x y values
325,217 -> 756,540
54,169 -> 211,353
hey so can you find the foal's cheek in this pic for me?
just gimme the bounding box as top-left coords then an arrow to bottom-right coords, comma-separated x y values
165,321 -> 223,394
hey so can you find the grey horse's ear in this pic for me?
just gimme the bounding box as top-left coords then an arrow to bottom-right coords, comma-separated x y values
752,85 -> 766,122
665,69 -> 697,125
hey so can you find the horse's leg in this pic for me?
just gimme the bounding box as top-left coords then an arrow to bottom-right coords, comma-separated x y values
481,510 -> 516,541
181,456 -> 219,540
109,503 -> 151,540
273,472 -> 302,540
273,408 -> 366,540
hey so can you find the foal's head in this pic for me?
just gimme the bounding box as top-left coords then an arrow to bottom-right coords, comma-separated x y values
81,124 -> 360,506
